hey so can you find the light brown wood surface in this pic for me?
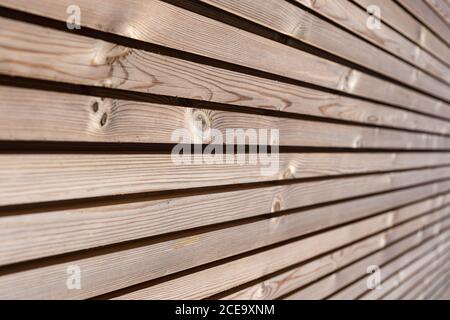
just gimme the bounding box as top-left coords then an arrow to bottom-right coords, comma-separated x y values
0,0 -> 449,300
1,86 -> 450,150
353,0 -> 450,64
202,0 -> 450,96
0,2 -> 448,117
397,0 -> 450,45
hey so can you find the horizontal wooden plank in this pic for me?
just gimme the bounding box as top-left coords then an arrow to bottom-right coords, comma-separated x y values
361,245 -> 450,299
423,268 -> 450,299
290,0 -> 450,89
202,0 -> 450,99
346,231 -> 448,299
437,280 -> 450,299
1,48 -> 449,140
2,152 -> 450,206
224,223 -> 450,300
353,0 -> 450,66
1,168 -> 450,266
1,87 -> 450,150
425,0 -> 450,25
0,2 -> 448,118
382,253 -> 450,299
283,210 -> 450,299
0,191 -> 446,299
109,201 -> 450,299
433,278 -> 450,300
401,258 -> 450,299
422,265 -> 450,299
328,221 -> 448,300
397,0 -> 450,45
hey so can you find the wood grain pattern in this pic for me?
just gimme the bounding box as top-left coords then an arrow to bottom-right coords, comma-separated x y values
283,210 -> 450,299
2,173 -> 450,266
397,258 -> 450,299
361,244 -> 450,299
0,0 -> 449,300
384,255 -> 450,299
0,2 -> 448,117
112,203 -> 450,299
397,0 -> 450,45
0,192 -> 445,299
353,0 -> 450,65
329,225 -> 450,299
235,225 -> 450,300
1,86 -> 450,150
291,0 -> 450,88
2,151 -> 450,206
202,0 -> 450,98
222,206 -> 450,300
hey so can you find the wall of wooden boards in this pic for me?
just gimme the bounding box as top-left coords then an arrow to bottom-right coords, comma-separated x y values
0,0 -> 449,300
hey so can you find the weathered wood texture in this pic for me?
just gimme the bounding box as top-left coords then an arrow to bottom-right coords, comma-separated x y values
0,0 -> 449,300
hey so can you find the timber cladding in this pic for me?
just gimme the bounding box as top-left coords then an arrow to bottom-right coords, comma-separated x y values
0,0 -> 449,300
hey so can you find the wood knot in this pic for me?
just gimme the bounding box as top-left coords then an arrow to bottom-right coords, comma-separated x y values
282,166 -> 295,180
271,197 -> 283,213
91,42 -> 131,66
92,102 -> 99,113
187,109 -> 212,143
100,112 -> 108,126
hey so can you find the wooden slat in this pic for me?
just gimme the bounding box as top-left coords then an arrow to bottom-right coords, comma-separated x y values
284,210 -> 450,299
0,0 -> 449,301
0,185 -> 448,299
425,0 -> 450,25
402,259 -> 450,299
221,207 -> 450,300
2,171 -> 450,266
288,222 -> 450,299
327,222 -> 449,299
432,271 -> 450,299
0,2 -> 448,118
201,0 -> 450,99
117,216 -> 449,300
437,282 -> 450,299
291,0 -> 450,88
361,246 -> 450,300
382,251 -> 450,300
385,255 -> 450,299
2,151 -> 450,206
1,87 -> 450,150
0,25 -> 443,136
437,283 -> 450,299
426,269 -> 450,299
397,0 -> 450,45
353,0 -> 450,66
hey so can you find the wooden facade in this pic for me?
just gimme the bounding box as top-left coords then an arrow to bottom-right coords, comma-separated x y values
0,0 -> 449,299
